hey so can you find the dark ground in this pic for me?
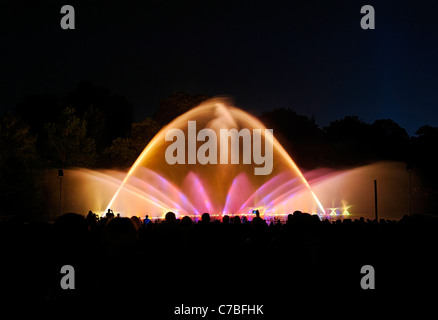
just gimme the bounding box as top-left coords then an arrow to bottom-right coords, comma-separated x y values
1,212 -> 436,317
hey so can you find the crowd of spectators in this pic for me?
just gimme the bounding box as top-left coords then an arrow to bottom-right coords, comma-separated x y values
1,210 -> 436,311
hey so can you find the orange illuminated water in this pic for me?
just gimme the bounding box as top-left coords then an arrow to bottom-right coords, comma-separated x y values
104,98 -> 324,217
49,99 -> 412,220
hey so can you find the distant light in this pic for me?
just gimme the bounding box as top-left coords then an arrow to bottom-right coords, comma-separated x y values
342,205 -> 351,216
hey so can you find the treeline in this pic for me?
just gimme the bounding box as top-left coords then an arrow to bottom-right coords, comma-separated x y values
0,82 -> 437,216
260,109 -> 432,169
0,83 -> 209,216
260,109 -> 438,212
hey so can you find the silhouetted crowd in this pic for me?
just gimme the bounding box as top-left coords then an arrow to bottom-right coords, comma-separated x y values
1,210 -> 437,313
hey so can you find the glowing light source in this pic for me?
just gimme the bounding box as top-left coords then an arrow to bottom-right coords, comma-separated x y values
342,205 -> 351,216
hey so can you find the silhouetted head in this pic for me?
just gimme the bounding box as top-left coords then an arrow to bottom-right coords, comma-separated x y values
294,212 -> 312,226
311,214 -> 321,224
181,215 -> 193,227
165,211 -> 176,223
106,209 -> 114,219
53,212 -> 88,252
86,210 -> 97,224
287,214 -> 293,224
201,213 -> 210,223
104,217 -> 137,254
293,210 -> 302,217
222,215 -> 230,224
130,216 -> 141,230
233,216 -> 241,224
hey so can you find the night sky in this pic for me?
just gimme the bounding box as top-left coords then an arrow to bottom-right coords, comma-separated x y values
1,0 -> 437,135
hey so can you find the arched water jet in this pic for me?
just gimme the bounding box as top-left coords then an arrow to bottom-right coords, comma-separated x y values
223,173 -> 254,215
181,172 -> 214,216
104,98 -> 325,216
46,98 -> 414,220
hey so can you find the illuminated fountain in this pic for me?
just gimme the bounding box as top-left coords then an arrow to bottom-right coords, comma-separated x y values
51,98 -> 411,220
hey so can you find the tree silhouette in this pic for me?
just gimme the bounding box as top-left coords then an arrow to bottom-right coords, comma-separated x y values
412,125 -> 438,183
16,82 -> 133,154
370,119 -> 409,161
104,117 -> 161,167
324,116 -> 373,166
0,113 -> 44,215
44,107 -> 96,168
259,108 -> 323,169
153,91 -> 210,125
69,82 -> 133,150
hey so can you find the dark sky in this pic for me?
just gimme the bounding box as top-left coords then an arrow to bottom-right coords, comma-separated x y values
1,0 -> 437,135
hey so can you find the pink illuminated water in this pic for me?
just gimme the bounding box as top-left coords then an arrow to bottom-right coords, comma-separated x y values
53,161 -> 410,220
48,99 -> 412,220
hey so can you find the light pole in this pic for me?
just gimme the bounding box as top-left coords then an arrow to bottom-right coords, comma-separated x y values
406,162 -> 413,216
374,179 -> 378,221
58,169 -> 64,216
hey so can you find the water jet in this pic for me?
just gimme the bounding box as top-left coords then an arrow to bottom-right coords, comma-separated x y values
48,99 -> 411,220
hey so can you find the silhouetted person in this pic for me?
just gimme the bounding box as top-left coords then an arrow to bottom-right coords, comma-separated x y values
222,215 -> 230,224
130,216 -> 141,230
165,211 -> 176,224
53,212 -> 89,261
86,210 -> 98,230
144,215 -> 151,226
181,215 -> 193,227
103,217 -> 138,257
106,209 -> 114,219
86,210 -> 96,220
233,215 -> 242,224
311,214 -> 321,225
252,210 -> 264,225
201,212 -> 210,224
